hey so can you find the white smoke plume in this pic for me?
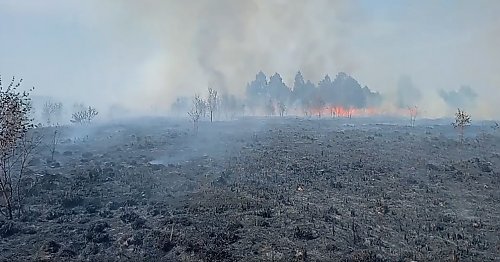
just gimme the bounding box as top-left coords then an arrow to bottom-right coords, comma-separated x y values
1,0 -> 499,119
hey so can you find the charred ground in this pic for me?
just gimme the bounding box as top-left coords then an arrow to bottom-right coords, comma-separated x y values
0,117 -> 499,261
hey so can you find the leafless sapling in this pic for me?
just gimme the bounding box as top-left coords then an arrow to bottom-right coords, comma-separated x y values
11,131 -> 42,218
207,87 -> 218,122
0,75 -> 40,219
49,126 -> 60,162
42,100 -> 63,126
452,108 -> 471,144
408,105 -> 418,127
188,95 -> 204,134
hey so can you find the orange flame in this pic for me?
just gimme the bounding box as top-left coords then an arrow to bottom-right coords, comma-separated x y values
307,105 -> 409,118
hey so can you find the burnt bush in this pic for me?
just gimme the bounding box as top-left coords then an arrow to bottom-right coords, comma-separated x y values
0,221 -> 19,237
120,211 -> 146,229
85,221 -> 110,243
60,194 -> 84,209
293,225 -> 318,240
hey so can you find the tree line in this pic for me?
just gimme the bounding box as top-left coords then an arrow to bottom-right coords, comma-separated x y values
173,71 -> 383,120
246,71 -> 382,116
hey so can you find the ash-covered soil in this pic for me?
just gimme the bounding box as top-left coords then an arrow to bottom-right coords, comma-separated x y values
1,117 -> 499,261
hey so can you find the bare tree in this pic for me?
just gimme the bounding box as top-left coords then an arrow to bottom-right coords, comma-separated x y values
207,87 -> 218,122
71,106 -> 99,124
201,99 -> 208,118
49,127 -> 60,162
408,105 -> 418,127
42,100 -> 63,126
452,108 -> 471,144
0,75 -> 39,219
188,95 -> 204,133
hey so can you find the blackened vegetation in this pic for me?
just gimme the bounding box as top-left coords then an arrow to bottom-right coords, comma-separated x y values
0,118 -> 499,261
71,106 -> 99,124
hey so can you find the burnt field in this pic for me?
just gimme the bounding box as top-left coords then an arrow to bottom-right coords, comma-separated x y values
1,117 -> 499,261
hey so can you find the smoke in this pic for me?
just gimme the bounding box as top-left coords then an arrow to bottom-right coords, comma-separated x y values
91,0 -> 354,103
1,0 -> 500,119
439,86 -> 478,110
396,76 -> 421,108
90,0 -> 500,119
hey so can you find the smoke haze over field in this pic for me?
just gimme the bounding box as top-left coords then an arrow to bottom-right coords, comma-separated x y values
1,0 -> 499,119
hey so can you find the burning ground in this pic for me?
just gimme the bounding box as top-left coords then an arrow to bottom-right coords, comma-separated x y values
0,117 -> 499,261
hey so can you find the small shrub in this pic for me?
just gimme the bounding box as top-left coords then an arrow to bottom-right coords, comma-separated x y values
85,221 -> 110,243
0,75 -> 39,220
452,108 -> 471,143
71,106 -> 98,124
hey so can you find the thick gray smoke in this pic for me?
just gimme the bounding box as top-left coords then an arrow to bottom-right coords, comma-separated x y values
1,0 -> 499,119
91,0 -> 356,104
439,86 -> 478,110
95,0 -> 500,118
396,76 -> 421,109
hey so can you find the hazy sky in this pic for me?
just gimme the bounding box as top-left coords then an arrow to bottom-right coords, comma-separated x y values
1,0 -> 499,118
